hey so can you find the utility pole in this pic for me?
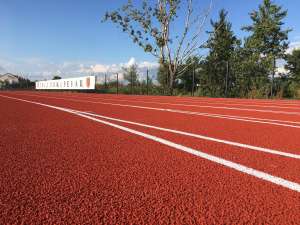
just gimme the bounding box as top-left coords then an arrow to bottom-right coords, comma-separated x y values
116,73 -> 119,94
146,69 -> 149,95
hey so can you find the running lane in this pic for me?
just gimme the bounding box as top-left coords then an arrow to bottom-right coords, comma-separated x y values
17,91 -> 300,123
0,95 -> 300,224
2,92 -> 300,186
6,92 -> 300,153
31,91 -> 300,110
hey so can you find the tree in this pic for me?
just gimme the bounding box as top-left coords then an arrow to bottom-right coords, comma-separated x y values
202,9 -> 239,97
157,62 -> 169,90
178,56 -> 201,94
123,64 -> 139,94
53,75 -> 62,80
243,0 -> 291,97
285,49 -> 300,82
229,42 -> 271,98
0,80 -> 4,89
103,0 -> 212,94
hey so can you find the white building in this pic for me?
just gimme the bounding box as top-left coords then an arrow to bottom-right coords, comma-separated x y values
0,73 -> 20,86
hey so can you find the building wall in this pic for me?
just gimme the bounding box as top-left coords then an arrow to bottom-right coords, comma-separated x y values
0,74 -> 19,84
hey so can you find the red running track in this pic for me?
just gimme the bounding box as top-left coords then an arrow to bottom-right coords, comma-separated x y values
0,91 -> 300,224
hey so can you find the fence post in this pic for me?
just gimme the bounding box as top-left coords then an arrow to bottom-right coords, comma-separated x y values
131,71 -> 133,94
116,73 -> 119,94
192,65 -> 195,96
146,69 -> 149,95
225,61 -> 229,97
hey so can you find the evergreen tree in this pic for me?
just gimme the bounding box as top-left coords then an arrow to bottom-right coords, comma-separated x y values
243,0 -> 291,97
285,49 -> 300,82
231,40 -> 271,98
203,9 -> 239,97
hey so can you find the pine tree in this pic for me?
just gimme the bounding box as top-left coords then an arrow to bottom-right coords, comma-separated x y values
285,49 -> 300,82
243,0 -> 291,97
203,9 -> 239,97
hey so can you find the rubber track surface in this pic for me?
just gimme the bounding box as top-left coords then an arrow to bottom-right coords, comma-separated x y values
0,91 -> 300,224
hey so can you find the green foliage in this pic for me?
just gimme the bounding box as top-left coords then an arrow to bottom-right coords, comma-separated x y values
103,0 -> 212,94
177,56 -> 201,94
101,0 -> 297,99
243,0 -> 290,58
201,9 -> 239,97
1,77 -> 34,89
242,0 -> 291,96
103,0 -> 180,57
285,49 -> 300,82
230,43 -> 271,97
122,64 -> 139,86
0,80 -> 4,89
157,62 -> 169,89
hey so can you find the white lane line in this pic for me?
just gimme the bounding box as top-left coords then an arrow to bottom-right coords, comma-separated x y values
36,92 -> 300,110
1,94 -> 300,193
13,93 -> 300,129
34,92 -> 300,107
64,94 -> 300,110
93,98 -> 300,116
74,110 -> 300,160
32,92 -> 300,112
36,93 -> 300,125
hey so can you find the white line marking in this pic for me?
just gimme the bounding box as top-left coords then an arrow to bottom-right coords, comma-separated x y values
62,94 -> 300,110
1,94 -> 300,193
36,92 -> 300,107
40,92 -> 300,110
94,98 -> 300,116
101,95 -> 300,107
12,93 -> 300,129
35,92 -> 300,114
53,94 -> 300,125
72,110 -> 300,160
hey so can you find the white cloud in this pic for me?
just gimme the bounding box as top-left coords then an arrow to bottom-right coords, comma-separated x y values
0,57 -> 159,82
138,61 -> 159,69
90,64 -> 109,73
287,41 -> 300,54
127,57 -> 136,67
276,66 -> 288,75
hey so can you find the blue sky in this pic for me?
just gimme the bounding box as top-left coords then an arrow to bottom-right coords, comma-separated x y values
0,0 -> 300,80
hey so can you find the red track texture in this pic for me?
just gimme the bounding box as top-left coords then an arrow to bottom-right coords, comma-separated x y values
0,91 -> 300,224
